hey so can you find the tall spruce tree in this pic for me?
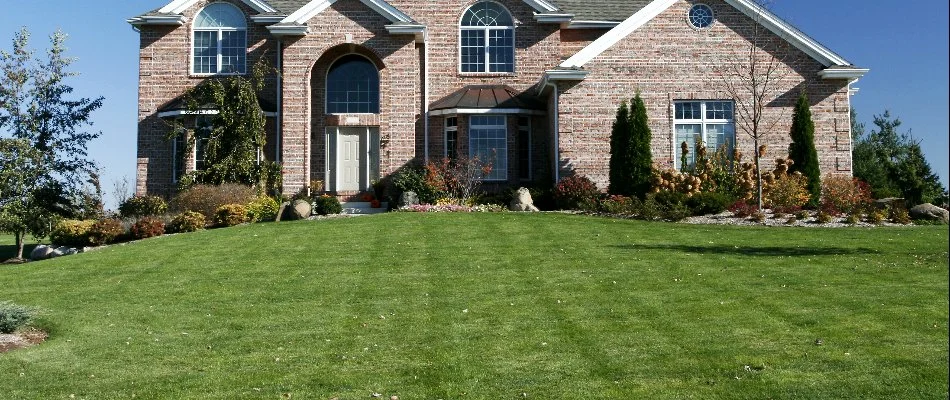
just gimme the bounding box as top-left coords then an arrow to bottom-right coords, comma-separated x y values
608,100 -> 632,195
628,93 -> 653,198
787,91 -> 821,204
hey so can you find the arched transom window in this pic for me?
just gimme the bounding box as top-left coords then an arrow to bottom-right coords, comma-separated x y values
326,55 -> 380,114
193,3 -> 247,74
460,2 -> 515,73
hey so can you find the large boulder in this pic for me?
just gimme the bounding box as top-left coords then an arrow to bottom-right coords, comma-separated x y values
398,191 -> 419,208
292,199 -> 312,219
909,203 -> 949,224
30,245 -> 55,261
509,187 -> 540,212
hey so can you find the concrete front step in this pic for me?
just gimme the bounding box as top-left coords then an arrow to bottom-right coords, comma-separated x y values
341,202 -> 389,215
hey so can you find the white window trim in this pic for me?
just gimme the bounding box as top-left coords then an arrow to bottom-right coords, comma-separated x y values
458,2 -> 517,74
686,3 -> 715,30
672,100 -> 735,170
469,114 -> 508,181
191,3 -> 248,76
444,116 -> 458,158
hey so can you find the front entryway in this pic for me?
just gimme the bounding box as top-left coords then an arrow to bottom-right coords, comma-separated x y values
325,126 -> 380,192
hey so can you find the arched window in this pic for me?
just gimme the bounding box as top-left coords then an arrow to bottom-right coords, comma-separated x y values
460,2 -> 514,73
193,2 -> 247,74
326,55 -> 380,114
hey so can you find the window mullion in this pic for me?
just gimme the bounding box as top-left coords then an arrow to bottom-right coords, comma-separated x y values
483,27 -> 491,72
216,29 -> 223,74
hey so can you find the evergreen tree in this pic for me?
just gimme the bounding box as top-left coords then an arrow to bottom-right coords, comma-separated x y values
787,92 -> 821,204
628,92 -> 653,198
608,100 -> 632,195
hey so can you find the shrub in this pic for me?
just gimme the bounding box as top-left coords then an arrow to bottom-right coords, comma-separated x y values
553,175 -> 600,210
866,209 -> 886,225
50,220 -> 95,247
172,184 -> 257,219
246,196 -> 280,222
728,201 -> 758,218
393,163 -> 442,204
795,209 -> 811,220
0,301 -> 38,334
845,213 -> 860,225
686,192 -> 733,216
785,216 -> 798,224
424,156 -> 490,203
214,204 -> 249,227
599,195 -> 640,215
131,217 -> 165,239
637,196 -> 663,221
750,210 -> 766,223
662,202 -> 692,221
168,211 -> 206,233
119,195 -> 168,219
815,210 -> 834,224
88,219 -> 124,246
766,173 -> 811,213
313,195 -> 343,216
821,176 -> 872,216
890,206 -> 911,224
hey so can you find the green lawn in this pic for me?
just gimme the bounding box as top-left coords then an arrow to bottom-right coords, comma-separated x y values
1,213 -> 947,399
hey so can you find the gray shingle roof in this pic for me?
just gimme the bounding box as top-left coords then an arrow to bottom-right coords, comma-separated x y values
552,0 -> 651,22
264,0 -> 309,14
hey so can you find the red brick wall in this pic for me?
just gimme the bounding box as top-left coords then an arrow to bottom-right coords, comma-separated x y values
555,0 -> 853,190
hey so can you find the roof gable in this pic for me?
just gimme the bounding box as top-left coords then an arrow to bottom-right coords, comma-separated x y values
560,0 -> 861,71
282,0 -> 413,25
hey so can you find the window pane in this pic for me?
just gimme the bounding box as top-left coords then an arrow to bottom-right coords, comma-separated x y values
195,118 -> 213,171
705,123 -> 735,155
461,2 -> 514,27
470,115 -> 507,180
173,133 -> 186,182
706,101 -> 733,120
195,3 -> 247,28
675,124 -> 701,168
326,55 -> 379,113
517,118 -> 530,179
488,29 -> 514,72
220,31 -> 246,74
675,102 -> 701,120
193,31 -> 217,74
461,29 -> 485,72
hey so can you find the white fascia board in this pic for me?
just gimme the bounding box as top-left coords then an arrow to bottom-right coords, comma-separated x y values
284,0 -> 411,25
158,109 -> 278,118
159,0 -> 276,14
534,13 -> 573,23
267,24 -> 309,36
723,0 -> 851,67
127,15 -> 187,26
250,15 -> 286,24
522,0 -> 559,13
818,68 -> 869,80
559,0 -> 677,68
544,69 -> 589,80
430,108 -> 546,116
385,24 -> 426,42
564,20 -> 619,29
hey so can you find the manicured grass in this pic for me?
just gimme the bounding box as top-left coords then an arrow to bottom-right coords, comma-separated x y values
1,213 -> 947,399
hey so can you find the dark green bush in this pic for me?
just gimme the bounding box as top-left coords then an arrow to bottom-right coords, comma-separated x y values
313,195 -> 343,216
214,204 -> 249,227
685,192 -> 733,216
88,219 -> 125,246
49,220 -> 95,247
246,196 -> 280,222
637,196 -> 662,221
392,163 -> 441,204
131,217 -> 165,239
172,184 -> 257,219
0,301 -> 38,334
553,175 -> 600,210
168,211 -> 206,233
599,195 -> 641,215
119,195 -> 168,219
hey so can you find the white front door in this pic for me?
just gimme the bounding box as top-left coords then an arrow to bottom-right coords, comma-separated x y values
337,128 -> 363,191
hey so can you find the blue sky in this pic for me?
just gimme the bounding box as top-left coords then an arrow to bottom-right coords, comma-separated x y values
2,0 -> 947,209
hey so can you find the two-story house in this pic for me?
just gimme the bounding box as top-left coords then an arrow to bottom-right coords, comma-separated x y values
129,0 -> 866,198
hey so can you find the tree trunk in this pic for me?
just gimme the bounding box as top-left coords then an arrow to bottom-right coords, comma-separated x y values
754,137 -> 763,210
15,231 -> 25,260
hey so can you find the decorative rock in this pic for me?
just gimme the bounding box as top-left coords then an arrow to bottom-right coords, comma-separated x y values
276,202 -> 290,222
30,245 -> 55,261
398,191 -> 419,207
48,247 -> 65,258
509,187 -> 540,212
909,203 -> 949,224
292,199 -> 312,220
59,247 -> 79,256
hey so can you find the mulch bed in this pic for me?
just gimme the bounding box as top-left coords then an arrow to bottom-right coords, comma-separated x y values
0,329 -> 48,353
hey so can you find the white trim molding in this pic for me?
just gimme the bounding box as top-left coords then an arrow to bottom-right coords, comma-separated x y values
818,67 -> 869,80
127,14 -> 188,26
560,0 -> 862,70
267,24 -> 309,36
385,24 -> 427,42
282,0 -> 413,25
565,20 -> 620,29
429,108 -> 545,116
534,13 -> 573,23
521,0 -> 560,13
158,0 -> 276,14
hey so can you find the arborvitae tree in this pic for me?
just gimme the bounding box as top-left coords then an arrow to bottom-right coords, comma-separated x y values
608,100 -> 632,195
787,91 -> 821,204
628,92 -> 653,198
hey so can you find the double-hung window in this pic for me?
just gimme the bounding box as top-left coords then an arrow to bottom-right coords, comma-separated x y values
444,117 -> 458,160
674,101 -> 735,169
460,2 -> 515,73
193,3 -> 247,75
469,115 -> 507,181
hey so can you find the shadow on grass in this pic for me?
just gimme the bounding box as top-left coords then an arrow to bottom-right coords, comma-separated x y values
615,244 -> 879,257
0,244 -> 39,262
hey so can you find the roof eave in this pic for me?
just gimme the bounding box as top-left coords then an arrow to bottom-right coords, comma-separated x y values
127,14 -> 187,27
267,24 -> 309,36
534,13 -> 574,24
818,67 -> 869,81
250,15 -> 286,24
564,20 -> 620,29
385,24 -> 427,43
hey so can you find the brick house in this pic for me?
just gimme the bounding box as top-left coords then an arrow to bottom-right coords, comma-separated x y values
129,0 -> 867,198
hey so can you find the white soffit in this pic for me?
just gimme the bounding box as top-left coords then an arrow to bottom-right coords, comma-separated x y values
561,0 -> 858,69
158,0 -> 277,14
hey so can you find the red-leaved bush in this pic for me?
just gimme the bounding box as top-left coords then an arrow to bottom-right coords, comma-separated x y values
821,175 -> 872,215
554,175 -> 600,210
131,217 -> 165,239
